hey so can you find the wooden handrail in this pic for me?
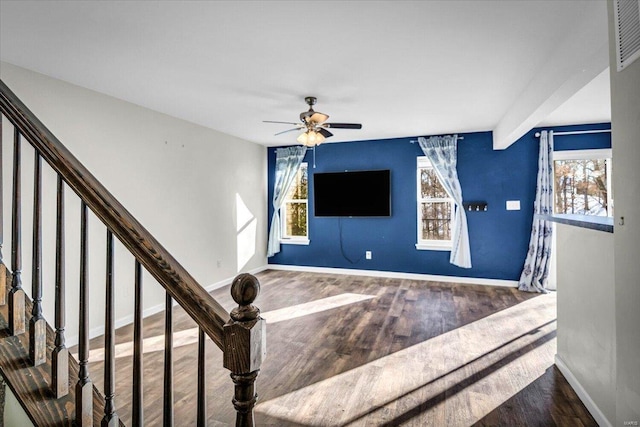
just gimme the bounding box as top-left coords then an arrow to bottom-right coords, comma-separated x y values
0,79 -> 228,349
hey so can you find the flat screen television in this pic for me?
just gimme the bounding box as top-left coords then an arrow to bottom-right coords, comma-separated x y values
313,170 -> 391,217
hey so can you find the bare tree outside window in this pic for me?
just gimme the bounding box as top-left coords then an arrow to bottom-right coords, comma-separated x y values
417,158 -> 453,248
421,201 -> 452,240
282,163 -> 308,239
554,158 -> 611,216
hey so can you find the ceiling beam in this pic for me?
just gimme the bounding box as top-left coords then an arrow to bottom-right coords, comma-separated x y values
492,1 -> 609,150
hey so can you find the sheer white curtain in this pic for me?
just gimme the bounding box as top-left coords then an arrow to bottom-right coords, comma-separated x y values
518,131 -> 554,293
418,135 -> 471,268
267,146 -> 307,257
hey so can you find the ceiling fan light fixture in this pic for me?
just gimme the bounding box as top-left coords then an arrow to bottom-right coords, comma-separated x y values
297,130 -> 325,146
314,131 -> 326,145
265,96 -> 361,146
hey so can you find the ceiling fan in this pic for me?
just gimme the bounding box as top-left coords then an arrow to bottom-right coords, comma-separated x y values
264,96 -> 362,147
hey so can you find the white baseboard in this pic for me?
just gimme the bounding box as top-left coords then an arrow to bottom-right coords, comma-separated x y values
555,355 -> 613,427
204,265 -> 268,292
265,264 -> 518,287
66,264 -> 269,347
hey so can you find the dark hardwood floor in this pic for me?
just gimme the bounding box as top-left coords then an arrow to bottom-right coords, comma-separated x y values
474,366 -> 597,427
80,269 -> 597,426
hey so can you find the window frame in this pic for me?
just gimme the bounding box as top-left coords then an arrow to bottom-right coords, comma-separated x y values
416,156 -> 454,251
280,162 -> 310,245
552,149 -> 613,218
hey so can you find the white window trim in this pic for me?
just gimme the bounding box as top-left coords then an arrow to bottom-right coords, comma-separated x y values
280,162 -> 309,244
553,148 -> 612,161
552,148 -> 613,217
415,241 -> 453,251
280,237 -> 310,245
416,156 -> 453,251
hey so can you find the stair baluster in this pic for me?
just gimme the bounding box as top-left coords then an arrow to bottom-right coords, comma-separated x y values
76,201 -> 93,426
0,116 -> 5,305
197,326 -> 207,427
9,127 -> 25,335
102,230 -> 119,426
132,259 -> 144,426
52,175 -> 69,398
29,151 -> 46,366
164,292 -> 174,427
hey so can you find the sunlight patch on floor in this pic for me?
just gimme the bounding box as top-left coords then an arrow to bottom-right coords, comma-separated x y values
81,292 -> 375,363
255,293 -> 557,427
261,293 -> 375,323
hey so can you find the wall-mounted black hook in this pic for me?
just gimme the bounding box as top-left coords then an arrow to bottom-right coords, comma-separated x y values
463,201 -> 488,212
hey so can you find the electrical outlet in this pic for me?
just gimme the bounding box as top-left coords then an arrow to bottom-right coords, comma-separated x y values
366,251 -> 372,260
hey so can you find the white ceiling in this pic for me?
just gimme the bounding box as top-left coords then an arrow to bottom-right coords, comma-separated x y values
0,1 -> 611,147
540,68 -> 611,127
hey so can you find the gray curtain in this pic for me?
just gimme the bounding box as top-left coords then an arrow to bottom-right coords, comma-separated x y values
267,146 -> 307,257
519,131 -> 554,293
418,135 -> 472,268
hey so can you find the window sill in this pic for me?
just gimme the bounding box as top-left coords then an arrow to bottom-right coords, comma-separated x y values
280,239 -> 310,246
416,243 -> 452,251
535,213 -> 614,233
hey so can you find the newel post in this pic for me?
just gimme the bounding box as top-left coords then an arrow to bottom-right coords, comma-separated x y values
223,273 -> 266,427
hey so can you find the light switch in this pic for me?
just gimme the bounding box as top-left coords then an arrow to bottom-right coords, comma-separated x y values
506,200 -> 521,211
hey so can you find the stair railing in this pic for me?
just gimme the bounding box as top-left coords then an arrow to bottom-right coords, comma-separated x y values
0,79 -> 265,426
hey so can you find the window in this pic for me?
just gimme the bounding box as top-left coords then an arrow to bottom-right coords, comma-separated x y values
416,157 -> 453,250
553,149 -> 613,217
281,162 -> 309,244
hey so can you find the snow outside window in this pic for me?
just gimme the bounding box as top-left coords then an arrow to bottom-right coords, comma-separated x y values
553,149 -> 613,217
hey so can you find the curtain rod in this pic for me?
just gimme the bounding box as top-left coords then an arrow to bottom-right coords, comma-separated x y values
410,135 -> 464,143
535,129 -> 611,137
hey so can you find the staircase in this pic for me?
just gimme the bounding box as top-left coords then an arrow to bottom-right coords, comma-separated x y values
0,270 -> 115,425
0,79 -> 266,426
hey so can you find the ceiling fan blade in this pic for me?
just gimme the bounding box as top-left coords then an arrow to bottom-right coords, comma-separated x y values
318,128 -> 333,138
274,127 -> 302,136
263,120 -> 301,125
323,123 -> 362,129
310,112 -> 329,124
301,111 -> 329,124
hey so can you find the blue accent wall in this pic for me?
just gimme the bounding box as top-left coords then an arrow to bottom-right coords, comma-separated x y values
267,123 -> 611,281
552,123 -> 611,151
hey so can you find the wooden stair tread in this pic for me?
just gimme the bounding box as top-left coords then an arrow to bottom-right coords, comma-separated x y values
0,270 -> 124,426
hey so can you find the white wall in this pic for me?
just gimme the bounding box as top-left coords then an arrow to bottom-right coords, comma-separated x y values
2,382 -> 34,427
555,223 -> 616,424
554,4 -> 640,425
1,62 -> 267,344
608,1 -> 640,424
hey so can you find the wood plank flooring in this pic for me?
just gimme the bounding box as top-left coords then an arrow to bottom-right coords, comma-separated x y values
80,270 -> 597,426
